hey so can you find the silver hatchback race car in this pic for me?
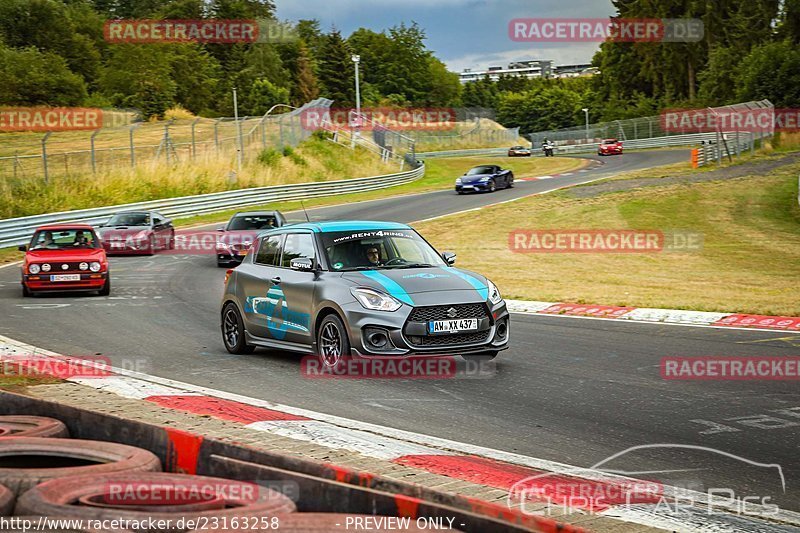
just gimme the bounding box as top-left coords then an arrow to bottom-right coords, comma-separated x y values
220,221 -> 510,367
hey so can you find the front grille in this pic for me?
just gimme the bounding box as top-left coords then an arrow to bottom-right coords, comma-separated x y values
408,330 -> 491,347
408,304 -> 487,322
38,261 -> 87,272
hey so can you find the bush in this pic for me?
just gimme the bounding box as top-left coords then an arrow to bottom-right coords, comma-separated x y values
257,148 -> 281,167
283,146 -> 308,166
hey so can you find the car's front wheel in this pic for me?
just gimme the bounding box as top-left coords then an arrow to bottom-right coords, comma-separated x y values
98,277 -> 110,296
222,303 -> 255,354
21,284 -> 31,297
487,180 -> 497,193
317,314 -> 350,369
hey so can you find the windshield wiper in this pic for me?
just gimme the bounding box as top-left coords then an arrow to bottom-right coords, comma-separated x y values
385,263 -> 436,269
339,266 -> 376,271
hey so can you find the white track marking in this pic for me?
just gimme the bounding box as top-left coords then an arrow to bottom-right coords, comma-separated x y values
2,334 -> 799,530
246,420 -> 452,460
69,376 -> 198,399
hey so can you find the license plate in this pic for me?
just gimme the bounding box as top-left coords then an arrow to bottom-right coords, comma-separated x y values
51,274 -> 80,282
428,319 -> 479,334
110,242 -> 124,248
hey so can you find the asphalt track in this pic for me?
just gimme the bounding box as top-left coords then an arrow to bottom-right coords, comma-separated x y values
2,149 -> 799,512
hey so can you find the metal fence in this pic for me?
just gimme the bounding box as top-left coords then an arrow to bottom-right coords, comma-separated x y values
408,118 -> 521,150
0,163 -> 425,248
530,100 -> 774,146
0,98 -> 334,183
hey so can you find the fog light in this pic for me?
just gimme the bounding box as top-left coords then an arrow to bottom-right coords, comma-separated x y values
364,327 -> 393,351
495,320 -> 508,340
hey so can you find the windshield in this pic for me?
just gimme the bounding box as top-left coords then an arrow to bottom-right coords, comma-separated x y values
106,213 -> 150,226
227,215 -> 278,231
320,229 -> 447,271
466,166 -> 495,175
602,139 -> 618,144
30,229 -> 100,250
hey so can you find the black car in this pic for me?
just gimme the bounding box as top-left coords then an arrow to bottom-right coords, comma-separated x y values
455,165 -> 514,194
216,211 -> 287,266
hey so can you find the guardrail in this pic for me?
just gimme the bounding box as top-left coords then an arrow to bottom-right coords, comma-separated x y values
0,164 -> 425,248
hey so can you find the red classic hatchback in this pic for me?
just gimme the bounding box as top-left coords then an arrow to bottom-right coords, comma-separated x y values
18,224 -> 110,297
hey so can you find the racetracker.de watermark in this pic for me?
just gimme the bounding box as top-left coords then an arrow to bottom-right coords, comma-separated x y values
103,19 -> 296,44
661,357 -> 800,381
301,356 -> 496,380
300,107 -> 456,132
0,108 -> 104,132
509,230 -> 703,253
661,108 -> 800,133
0,354 -> 149,377
509,18 -> 704,43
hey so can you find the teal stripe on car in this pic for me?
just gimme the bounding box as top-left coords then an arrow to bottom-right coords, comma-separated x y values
361,271 -> 415,306
446,268 -> 489,300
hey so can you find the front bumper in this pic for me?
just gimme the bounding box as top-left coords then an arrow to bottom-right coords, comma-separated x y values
343,300 -> 510,358
23,272 -> 108,292
455,182 -> 492,193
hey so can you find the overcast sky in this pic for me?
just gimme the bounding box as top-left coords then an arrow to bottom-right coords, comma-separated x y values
275,0 -> 616,72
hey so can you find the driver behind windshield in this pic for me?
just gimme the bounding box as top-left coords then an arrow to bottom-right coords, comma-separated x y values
365,246 -> 382,266
34,231 -> 54,249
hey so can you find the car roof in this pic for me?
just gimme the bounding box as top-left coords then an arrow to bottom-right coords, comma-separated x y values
266,221 -> 411,233
232,211 -> 281,217
36,223 -> 95,231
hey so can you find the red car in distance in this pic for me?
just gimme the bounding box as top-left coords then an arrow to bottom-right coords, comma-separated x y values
19,224 -> 110,297
598,138 -> 623,156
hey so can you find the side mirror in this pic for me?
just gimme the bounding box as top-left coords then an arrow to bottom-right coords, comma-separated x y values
18,245 -> 27,252
442,251 -> 456,265
290,257 -> 314,272
216,227 -> 225,232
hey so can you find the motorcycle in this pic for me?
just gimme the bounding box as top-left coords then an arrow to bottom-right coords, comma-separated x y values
542,141 -> 555,157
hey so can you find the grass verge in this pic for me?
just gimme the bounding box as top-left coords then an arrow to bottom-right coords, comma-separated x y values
0,155 -> 584,265
415,163 -> 800,316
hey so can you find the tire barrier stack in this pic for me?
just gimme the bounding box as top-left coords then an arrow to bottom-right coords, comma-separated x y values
0,416 -> 467,533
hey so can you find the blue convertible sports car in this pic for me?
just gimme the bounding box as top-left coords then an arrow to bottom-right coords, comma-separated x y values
455,165 -> 515,194
220,221 -> 510,368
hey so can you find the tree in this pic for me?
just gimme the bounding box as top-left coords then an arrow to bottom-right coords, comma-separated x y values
317,29 -> 355,106
0,45 -> 87,105
100,45 -> 177,119
245,78 -> 290,114
294,42 -> 319,104
170,45 -> 222,114
736,40 -> 800,107
424,57 -> 461,106
697,46 -> 741,105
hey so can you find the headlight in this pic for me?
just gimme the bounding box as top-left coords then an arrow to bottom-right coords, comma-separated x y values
350,287 -> 402,312
79,262 -> 88,270
215,241 -> 229,250
28,264 -> 41,274
89,262 -> 101,272
455,178 -> 462,184
486,279 -> 502,304
41,263 -> 51,272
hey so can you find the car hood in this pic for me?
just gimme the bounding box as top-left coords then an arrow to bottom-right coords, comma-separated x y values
342,267 -> 490,306
460,174 -> 494,184
26,248 -> 106,262
217,230 -> 259,244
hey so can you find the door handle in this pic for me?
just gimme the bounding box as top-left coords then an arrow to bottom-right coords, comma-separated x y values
270,277 -> 281,285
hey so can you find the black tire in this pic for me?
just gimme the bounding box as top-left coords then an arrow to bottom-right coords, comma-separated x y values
15,473 -> 296,526
456,190 -> 464,195
461,351 -> 498,362
0,438 -> 161,497
167,231 -> 175,250
0,483 -> 13,516
21,284 -> 31,297
98,277 -> 110,296
146,235 -> 156,256
222,303 -> 255,354
0,416 -> 68,438
317,314 -> 350,369
507,173 -> 515,188
487,180 -> 497,193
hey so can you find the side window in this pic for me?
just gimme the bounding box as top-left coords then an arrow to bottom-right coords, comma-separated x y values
281,233 -> 315,267
152,215 -> 163,226
255,235 -> 284,266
